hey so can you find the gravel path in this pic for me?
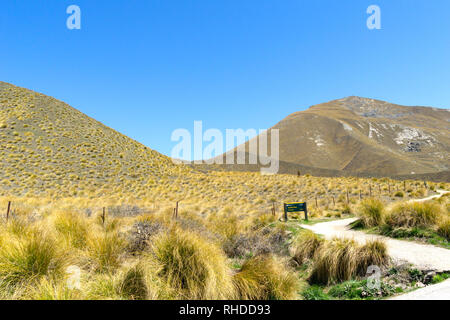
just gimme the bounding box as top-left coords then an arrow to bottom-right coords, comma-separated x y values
408,189 -> 449,203
300,189 -> 450,299
301,217 -> 450,271
389,279 -> 450,300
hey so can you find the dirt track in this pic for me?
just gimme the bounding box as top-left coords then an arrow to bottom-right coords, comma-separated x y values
300,189 -> 450,299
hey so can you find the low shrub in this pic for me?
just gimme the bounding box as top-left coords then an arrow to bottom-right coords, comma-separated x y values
301,285 -> 329,300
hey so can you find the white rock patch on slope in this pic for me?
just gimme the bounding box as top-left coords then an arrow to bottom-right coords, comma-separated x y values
368,123 -> 382,139
394,126 -> 434,145
340,121 -> 353,132
309,135 -> 326,147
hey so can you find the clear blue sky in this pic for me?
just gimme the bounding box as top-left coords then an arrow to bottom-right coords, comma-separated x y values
1,1 -> 449,157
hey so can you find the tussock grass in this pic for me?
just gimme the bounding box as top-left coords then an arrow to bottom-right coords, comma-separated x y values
150,228 -> 235,300
207,212 -> 248,243
290,230 -> 323,265
357,198 -> 385,228
0,229 -> 68,291
87,232 -> 125,273
233,254 -> 299,300
308,238 -> 388,285
117,263 -> 149,300
356,240 -> 389,275
385,202 -> 443,228
53,211 -> 90,249
437,218 -> 450,240
26,278 -> 82,300
85,273 -> 123,300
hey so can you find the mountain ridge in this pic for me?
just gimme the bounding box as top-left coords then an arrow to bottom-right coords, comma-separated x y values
214,96 -> 450,179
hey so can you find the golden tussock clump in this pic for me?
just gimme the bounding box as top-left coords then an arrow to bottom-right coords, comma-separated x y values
385,201 -> 443,228
290,230 -> 324,265
308,238 -> 388,285
233,254 -> 299,300
150,228 -> 235,300
357,198 -> 385,228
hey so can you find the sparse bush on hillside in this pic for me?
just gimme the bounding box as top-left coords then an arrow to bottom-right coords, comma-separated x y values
126,221 -> 165,254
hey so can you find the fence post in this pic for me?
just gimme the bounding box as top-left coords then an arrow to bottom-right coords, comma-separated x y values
304,202 -> 308,221
346,190 -> 349,204
174,201 -> 180,219
332,196 -> 335,206
101,207 -> 106,226
6,201 -> 11,222
369,185 -> 372,197
315,196 -> 318,208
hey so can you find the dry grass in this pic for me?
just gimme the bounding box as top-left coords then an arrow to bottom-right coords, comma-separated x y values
290,230 -> 323,265
233,254 -> 299,300
385,202 -> 443,228
0,83 -> 448,300
437,218 -> 450,240
357,198 -> 385,228
308,238 -> 388,285
0,227 -> 68,294
150,228 -> 235,300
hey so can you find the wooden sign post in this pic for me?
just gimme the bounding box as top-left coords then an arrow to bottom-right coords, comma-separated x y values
284,202 -> 308,221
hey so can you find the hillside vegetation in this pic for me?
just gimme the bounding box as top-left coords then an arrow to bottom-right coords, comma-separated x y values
0,82 -> 449,300
0,82 -> 187,198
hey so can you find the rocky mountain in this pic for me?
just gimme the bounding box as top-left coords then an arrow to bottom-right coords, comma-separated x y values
213,96 -> 450,179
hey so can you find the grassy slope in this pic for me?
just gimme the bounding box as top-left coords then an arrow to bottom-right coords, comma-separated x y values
0,81 -> 190,197
213,96 -> 450,179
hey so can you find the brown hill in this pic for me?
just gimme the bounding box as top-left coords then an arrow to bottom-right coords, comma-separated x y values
213,97 -> 450,180
0,81 -> 190,197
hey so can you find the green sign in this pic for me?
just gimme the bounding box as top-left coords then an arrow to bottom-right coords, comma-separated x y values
284,202 -> 308,221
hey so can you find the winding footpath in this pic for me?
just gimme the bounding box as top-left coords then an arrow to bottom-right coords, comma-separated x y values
300,189 -> 450,300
